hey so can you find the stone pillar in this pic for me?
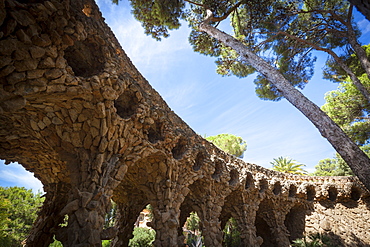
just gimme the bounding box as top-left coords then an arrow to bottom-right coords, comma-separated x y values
25,183 -> 70,247
111,200 -> 148,247
198,198 -> 224,246
150,204 -> 181,246
53,152 -> 123,247
235,204 -> 261,247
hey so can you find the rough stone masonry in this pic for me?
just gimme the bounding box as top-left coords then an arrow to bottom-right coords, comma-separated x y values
0,0 -> 369,246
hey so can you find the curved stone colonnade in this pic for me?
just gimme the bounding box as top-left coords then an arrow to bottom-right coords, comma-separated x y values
0,0 -> 369,246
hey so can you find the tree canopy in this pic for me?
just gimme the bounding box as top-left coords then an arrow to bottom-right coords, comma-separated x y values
312,144 -> 370,176
121,0 -> 370,190
270,156 -> 307,175
0,187 -> 44,247
205,133 -> 247,157
322,44 -> 370,146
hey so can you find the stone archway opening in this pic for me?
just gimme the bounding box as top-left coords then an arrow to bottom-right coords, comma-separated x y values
182,211 -> 203,246
223,217 -> 242,247
284,203 -> 306,243
255,199 -> 278,247
255,215 -> 275,247
128,204 -> 156,247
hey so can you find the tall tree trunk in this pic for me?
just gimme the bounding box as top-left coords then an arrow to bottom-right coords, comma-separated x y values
346,5 -> 370,85
348,0 -> 370,21
199,12 -> 370,191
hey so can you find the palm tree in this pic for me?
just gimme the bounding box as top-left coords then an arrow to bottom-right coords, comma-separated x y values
270,156 -> 307,175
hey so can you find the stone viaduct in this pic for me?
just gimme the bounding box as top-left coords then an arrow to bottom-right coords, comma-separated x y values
0,0 -> 369,246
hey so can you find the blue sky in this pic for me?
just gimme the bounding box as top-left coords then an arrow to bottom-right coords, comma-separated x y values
1,1 -> 369,192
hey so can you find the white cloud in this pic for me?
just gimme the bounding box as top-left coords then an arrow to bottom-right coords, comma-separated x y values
358,19 -> 370,34
0,162 -> 43,193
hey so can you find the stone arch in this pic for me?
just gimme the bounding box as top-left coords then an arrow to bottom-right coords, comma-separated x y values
284,203 -> 306,243
255,199 -> 278,247
223,217 -> 242,246
220,190 -> 244,229
114,88 -> 140,119
64,39 -> 105,77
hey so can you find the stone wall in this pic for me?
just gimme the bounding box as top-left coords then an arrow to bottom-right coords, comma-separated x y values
0,0 -> 369,246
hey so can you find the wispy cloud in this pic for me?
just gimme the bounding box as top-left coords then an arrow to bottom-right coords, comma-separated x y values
0,162 -> 43,193
96,1 -> 190,74
358,19 -> 370,34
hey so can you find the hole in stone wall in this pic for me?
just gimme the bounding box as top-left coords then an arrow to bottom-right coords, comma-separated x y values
273,181 -> 282,195
172,137 -> 188,160
259,179 -> 268,193
306,186 -> 315,201
193,151 -> 206,171
284,204 -> 306,243
147,122 -> 164,144
328,187 -> 338,202
228,169 -> 239,186
288,185 -> 297,198
211,160 -> 223,180
244,172 -> 254,190
350,186 -> 361,201
114,90 -> 139,119
64,40 -> 104,77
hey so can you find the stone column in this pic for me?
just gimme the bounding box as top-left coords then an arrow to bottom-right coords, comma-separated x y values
235,204 -> 261,247
198,197 -> 224,246
111,200 -> 148,247
25,183 -> 70,247
53,152 -> 123,247
151,205 -> 181,246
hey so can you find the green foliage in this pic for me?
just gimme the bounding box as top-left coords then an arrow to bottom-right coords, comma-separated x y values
313,144 -> 370,176
128,227 -> 155,247
324,44 -> 370,83
292,233 -> 334,247
223,218 -> 241,247
186,212 -> 200,233
205,134 -> 247,157
0,187 -> 44,247
128,0 -> 186,40
49,237 -> 63,247
322,52 -> 370,145
270,156 -> 307,175
102,240 -> 111,247
184,212 -> 203,246
122,0 -> 360,101
104,200 -> 117,229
